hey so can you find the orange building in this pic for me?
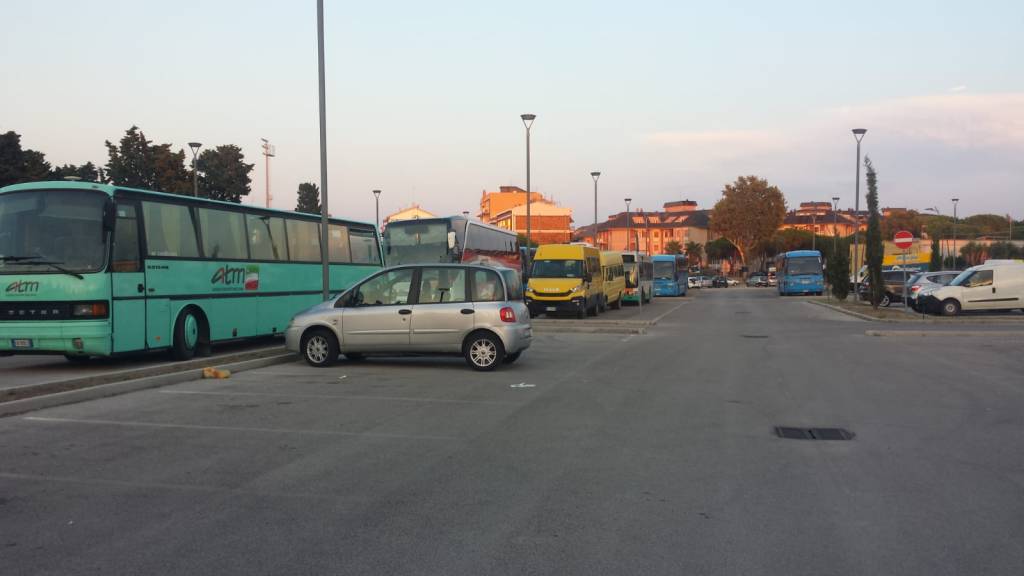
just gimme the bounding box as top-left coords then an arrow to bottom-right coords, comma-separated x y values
780,202 -> 865,237
479,185 -> 573,245
574,200 -> 713,254
478,186 -> 545,222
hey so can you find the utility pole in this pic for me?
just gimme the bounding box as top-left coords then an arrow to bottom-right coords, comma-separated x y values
851,128 -> 867,294
591,172 -> 601,248
316,0 -> 330,301
261,138 -> 275,208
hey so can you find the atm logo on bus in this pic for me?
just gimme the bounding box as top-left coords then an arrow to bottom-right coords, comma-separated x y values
6,280 -> 40,294
210,265 -> 260,291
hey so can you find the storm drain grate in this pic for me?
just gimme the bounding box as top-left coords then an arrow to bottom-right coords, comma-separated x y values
774,427 -> 855,441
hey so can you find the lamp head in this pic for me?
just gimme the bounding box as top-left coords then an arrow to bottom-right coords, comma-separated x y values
188,142 -> 202,153
373,189 -> 381,198
591,171 -> 601,181
520,113 -> 536,129
851,128 -> 867,142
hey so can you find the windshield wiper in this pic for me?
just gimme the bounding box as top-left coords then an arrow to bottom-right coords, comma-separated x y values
1,255 -> 46,262
16,258 -> 85,280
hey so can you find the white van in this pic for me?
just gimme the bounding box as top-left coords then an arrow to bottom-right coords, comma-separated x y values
923,263 -> 1024,316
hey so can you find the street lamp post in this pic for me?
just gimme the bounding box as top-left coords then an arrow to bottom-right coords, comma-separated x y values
831,197 -> 840,255
952,198 -> 960,268
316,0 -> 330,301
851,128 -> 867,295
188,142 -> 202,197
624,198 -> 632,251
373,190 -> 381,231
521,114 -> 536,266
261,138 -> 276,208
591,171 -> 601,248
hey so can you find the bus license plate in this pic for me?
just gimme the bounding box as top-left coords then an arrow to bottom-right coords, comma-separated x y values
546,306 -> 557,312
12,339 -> 33,348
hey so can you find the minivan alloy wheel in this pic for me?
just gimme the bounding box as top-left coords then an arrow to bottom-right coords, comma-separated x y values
469,339 -> 497,367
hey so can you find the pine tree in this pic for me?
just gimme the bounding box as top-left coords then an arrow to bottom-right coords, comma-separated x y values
929,235 -> 942,271
295,182 -> 321,214
864,157 -> 884,309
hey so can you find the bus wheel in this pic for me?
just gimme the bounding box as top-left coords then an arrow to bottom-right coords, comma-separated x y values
172,308 -> 204,361
612,294 -> 622,310
599,296 -> 607,313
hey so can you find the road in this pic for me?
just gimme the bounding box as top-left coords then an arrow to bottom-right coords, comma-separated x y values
1,288 -> 1023,575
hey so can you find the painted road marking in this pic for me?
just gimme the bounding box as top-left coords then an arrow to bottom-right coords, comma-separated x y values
160,389 -> 515,405
23,416 -> 457,441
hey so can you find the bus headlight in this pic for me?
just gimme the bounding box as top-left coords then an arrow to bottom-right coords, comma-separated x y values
570,284 -> 585,293
72,302 -> 109,318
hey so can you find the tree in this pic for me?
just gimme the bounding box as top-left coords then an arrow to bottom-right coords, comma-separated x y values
864,157 -> 884,309
929,235 -> 942,271
0,130 -> 52,186
963,214 -> 1012,237
151,144 -> 191,194
774,228 -> 813,252
705,237 -> 737,262
105,126 -> 156,188
828,245 -> 851,300
960,242 -> 986,266
198,145 -> 253,203
710,175 -> 786,264
882,209 -> 923,239
295,182 -> 322,214
683,241 -> 702,265
664,239 -> 682,255
50,162 -> 103,182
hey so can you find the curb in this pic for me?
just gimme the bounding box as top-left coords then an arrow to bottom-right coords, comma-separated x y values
808,300 -> 878,322
810,300 -> 1024,325
866,329 -> 1024,338
0,354 -> 297,418
532,325 -> 646,335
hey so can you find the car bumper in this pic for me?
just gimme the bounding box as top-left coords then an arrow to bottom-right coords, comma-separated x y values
0,320 -> 112,356
284,325 -> 304,353
494,323 -> 532,354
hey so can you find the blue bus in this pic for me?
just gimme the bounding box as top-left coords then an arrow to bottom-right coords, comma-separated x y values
775,250 -> 824,296
652,254 -> 687,296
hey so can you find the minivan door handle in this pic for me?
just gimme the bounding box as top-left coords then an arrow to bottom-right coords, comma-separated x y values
460,308 -> 474,315
398,309 -> 412,315
993,287 -> 997,293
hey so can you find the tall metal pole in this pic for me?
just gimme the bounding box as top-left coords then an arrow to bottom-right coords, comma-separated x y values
317,0 -> 330,301
852,129 -> 867,296
520,114 -> 536,263
952,198 -> 959,268
188,142 -> 202,197
625,198 -> 632,251
261,138 -> 275,208
373,190 -> 381,231
593,175 -> 597,247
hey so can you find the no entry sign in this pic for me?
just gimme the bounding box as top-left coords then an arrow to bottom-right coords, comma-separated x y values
894,230 -> 914,250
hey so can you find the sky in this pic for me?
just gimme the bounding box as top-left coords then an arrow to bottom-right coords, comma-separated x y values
2,0 -> 1022,225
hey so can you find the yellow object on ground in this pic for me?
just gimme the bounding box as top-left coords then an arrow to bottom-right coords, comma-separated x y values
202,367 -> 231,379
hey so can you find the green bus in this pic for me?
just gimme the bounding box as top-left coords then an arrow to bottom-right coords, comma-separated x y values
0,181 -> 382,361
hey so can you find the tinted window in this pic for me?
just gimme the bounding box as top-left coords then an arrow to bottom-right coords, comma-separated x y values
112,203 -> 141,272
287,219 -> 321,261
964,270 -> 993,287
500,269 -> 522,300
247,215 -> 287,261
351,269 -> 414,306
142,202 -> 199,258
418,267 -> 467,303
349,230 -> 381,264
472,269 -> 504,302
329,224 -> 351,263
198,208 -> 247,260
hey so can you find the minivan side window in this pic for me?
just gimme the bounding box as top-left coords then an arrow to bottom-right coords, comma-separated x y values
418,267 -> 467,304
965,270 -> 993,287
472,269 -> 504,302
499,270 -> 522,300
351,269 -> 414,306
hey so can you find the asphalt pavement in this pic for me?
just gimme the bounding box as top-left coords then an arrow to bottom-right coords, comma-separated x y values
2,288 -> 1023,575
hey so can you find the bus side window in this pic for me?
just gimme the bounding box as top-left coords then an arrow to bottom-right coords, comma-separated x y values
112,204 -> 141,272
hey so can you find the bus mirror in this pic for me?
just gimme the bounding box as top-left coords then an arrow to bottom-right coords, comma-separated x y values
447,231 -> 457,250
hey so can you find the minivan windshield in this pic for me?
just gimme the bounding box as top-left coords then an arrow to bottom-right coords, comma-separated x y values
949,269 -> 976,286
0,190 -> 108,274
531,259 -> 583,279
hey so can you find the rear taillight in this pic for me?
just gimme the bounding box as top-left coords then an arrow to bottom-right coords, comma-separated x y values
911,285 -> 921,293
499,307 -> 516,323
72,302 -> 108,318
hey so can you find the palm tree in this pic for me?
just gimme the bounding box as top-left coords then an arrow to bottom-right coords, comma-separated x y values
684,241 -> 703,266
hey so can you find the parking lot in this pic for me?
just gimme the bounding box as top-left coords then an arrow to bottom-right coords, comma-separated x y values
2,289 -> 1024,575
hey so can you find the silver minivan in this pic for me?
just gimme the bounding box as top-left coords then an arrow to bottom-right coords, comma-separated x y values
285,264 -> 532,370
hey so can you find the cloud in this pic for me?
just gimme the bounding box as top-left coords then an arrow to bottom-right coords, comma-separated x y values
949,85 -> 967,92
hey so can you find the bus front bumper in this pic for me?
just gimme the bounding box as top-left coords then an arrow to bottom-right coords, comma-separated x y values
526,297 -> 587,316
0,321 -> 112,356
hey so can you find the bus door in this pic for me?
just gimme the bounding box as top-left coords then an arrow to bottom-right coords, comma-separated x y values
109,201 -> 147,352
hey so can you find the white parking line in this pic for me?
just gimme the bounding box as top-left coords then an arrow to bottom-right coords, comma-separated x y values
22,416 -> 458,441
159,389 -> 516,405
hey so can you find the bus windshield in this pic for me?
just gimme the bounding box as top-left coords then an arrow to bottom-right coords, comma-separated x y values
0,190 -> 108,274
785,257 -> 821,275
384,221 -> 451,265
653,260 -> 676,279
531,259 -> 583,279
624,262 -> 638,287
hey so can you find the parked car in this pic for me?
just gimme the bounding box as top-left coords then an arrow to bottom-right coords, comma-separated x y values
712,276 -> 729,288
747,274 -> 768,287
688,276 -> 701,289
700,276 -> 714,288
922,263 -> 1024,316
727,278 -> 740,286
857,269 -> 919,307
906,270 -> 960,311
286,264 -> 532,370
